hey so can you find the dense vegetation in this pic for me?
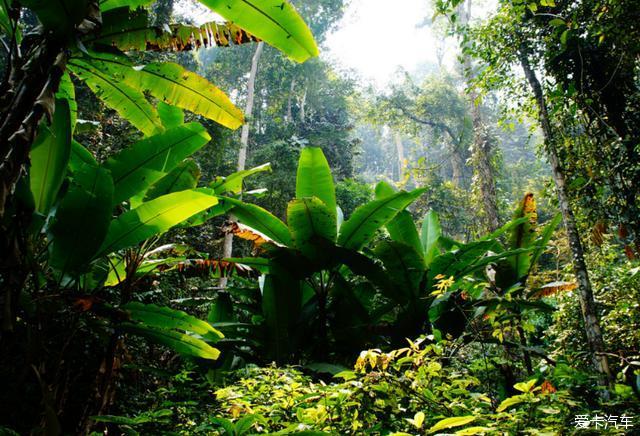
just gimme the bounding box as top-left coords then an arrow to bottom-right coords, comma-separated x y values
0,0 -> 638,434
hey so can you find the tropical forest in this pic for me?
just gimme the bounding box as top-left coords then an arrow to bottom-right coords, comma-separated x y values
0,0 -> 638,434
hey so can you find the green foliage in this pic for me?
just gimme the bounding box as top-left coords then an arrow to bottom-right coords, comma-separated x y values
105,123 -> 210,204
198,0 -> 319,63
29,99 -> 72,214
208,338 -> 584,435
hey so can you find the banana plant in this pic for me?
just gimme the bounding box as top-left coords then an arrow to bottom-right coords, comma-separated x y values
212,147 -> 425,362
0,0 -> 319,220
1,0 -> 318,360
209,149 -> 537,364
38,124 -> 269,359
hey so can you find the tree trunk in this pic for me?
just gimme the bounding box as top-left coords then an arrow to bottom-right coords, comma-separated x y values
285,78 -> 295,124
394,132 -> 405,182
450,145 -> 466,188
460,0 -> 500,232
518,45 -> 613,388
220,42 -> 264,287
299,87 -> 307,123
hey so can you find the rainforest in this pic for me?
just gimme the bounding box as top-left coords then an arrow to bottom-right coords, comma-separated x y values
0,0 -> 638,434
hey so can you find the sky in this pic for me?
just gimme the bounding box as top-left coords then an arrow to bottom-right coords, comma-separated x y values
175,0 -> 461,88
323,0 -> 453,88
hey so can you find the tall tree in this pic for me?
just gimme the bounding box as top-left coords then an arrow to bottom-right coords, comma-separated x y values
438,0 -> 615,387
220,41 -> 264,287
458,0 -> 500,232
518,43 -> 613,387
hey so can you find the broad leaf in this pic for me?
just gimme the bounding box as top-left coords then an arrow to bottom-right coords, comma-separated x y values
20,0 -> 89,37
0,2 -> 21,42
497,394 -> 525,412
338,188 -> 425,250
211,163 -> 271,195
69,140 -> 98,172
530,213 -> 562,268
223,197 -> 292,246
91,6 -> 258,51
56,73 -> 77,131
375,181 -> 423,260
143,159 -> 201,202
105,123 -> 210,203
97,189 -> 218,257
114,60 -> 244,130
157,102 -> 184,129
120,323 -> 220,360
421,210 -> 442,266
48,163 -> 114,273
287,197 -> 337,258
123,302 -> 223,342
99,0 -> 154,11
198,0 -> 318,62
428,416 -> 476,433
508,193 -> 537,280
68,57 -> 163,136
374,241 -> 425,299
261,264 -> 302,363
427,240 -> 498,283
296,147 -> 336,216
29,99 -> 71,214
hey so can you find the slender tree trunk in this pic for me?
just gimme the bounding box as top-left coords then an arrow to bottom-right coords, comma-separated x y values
450,145 -> 466,188
220,42 -> 264,287
285,78 -> 295,124
394,132 -> 405,182
299,87 -> 307,123
460,0 -> 500,232
518,45 -> 613,388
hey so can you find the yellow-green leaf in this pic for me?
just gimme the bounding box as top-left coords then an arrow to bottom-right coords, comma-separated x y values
497,394 -> 525,412
455,426 -> 493,435
429,416 -> 476,433
198,0 -> 318,63
514,379 -> 538,393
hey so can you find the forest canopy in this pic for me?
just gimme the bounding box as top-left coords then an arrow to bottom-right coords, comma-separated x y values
0,0 -> 638,434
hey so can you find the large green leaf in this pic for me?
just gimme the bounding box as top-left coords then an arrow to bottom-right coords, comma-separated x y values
337,188 -> 425,250
19,0 -> 89,37
90,6 -> 258,51
99,0 -> 154,11
427,240 -> 497,284
143,159 -> 201,202
421,210 -> 442,266
103,57 -> 244,130
296,147 -> 336,216
211,163 -> 271,195
123,302 -> 223,342
48,163 -> 114,273
287,197 -> 337,258
29,99 -> 71,214
374,240 -> 425,299
68,58 -> 163,136
69,140 -> 98,172
198,0 -> 318,63
104,123 -> 210,204
97,189 -> 218,257
120,323 -> 220,360
56,73 -> 77,130
508,193 -> 537,280
261,263 -> 302,363
223,197 -> 291,246
0,2 -> 21,42
530,213 -> 562,268
157,102 -> 184,129
375,181 -> 423,260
